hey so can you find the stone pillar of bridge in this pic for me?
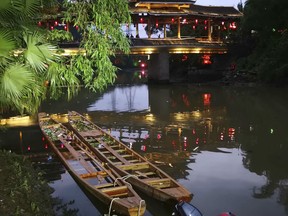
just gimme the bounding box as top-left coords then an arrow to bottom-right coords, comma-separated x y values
208,19 -> 212,41
148,51 -> 170,82
148,17 -> 151,38
177,17 -> 181,39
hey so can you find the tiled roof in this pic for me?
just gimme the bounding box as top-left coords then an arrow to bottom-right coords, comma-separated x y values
190,4 -> 242,16
130,5 -> 242,18
136,0 -> 196,3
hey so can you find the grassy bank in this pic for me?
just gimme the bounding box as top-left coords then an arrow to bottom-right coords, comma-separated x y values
0,150 -> 54,216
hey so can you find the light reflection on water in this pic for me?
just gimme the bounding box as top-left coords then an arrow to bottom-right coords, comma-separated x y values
2,83 -> 288,216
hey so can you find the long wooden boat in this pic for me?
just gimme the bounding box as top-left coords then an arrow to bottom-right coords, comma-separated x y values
67,111 -> 193,204
38,112 -> 146,216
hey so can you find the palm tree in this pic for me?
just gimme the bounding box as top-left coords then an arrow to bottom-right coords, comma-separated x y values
0,0 -> 59,114
0,0 -> 80,115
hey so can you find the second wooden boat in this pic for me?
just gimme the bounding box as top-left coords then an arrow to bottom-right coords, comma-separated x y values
38,112 -> 146,216
67,111 -> 193,204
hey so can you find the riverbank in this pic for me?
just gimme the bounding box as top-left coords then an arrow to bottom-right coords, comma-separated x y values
0,150 -> 54,216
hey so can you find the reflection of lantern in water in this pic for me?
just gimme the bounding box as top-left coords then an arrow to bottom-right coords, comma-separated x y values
183,137 -> 187,150
203,93 -> 211,106
202,55 -> 212,65
141,145 -> 146,152
220,132 -> 224,141
157,134 -> 161,139
228,128 -> 235,141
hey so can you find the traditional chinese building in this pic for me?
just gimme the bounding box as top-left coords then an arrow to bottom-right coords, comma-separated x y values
129,0 -> 242,41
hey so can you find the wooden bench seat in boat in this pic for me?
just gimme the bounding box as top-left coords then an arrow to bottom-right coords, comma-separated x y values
143,178 -> 171,189
101,185 -> 129,197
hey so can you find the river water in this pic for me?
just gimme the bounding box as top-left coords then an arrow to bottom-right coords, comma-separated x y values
1,71 -> 288,216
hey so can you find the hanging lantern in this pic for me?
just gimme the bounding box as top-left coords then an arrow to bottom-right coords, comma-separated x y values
195,19 -> 198,24
229,22 -> 237,30
50,26 -> 54,30
192,25 -> 196,30
54,20 -> 58,26
140,17 -> 144,23
38,21 -> 42,26
171,18 -> 175,23
75,25 -> 79,30
64,25 -> 67,30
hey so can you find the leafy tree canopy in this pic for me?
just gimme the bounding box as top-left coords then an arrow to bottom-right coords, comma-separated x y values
238,0 -> 288,84
0,0 -> 131,115
62,0 -> 131,92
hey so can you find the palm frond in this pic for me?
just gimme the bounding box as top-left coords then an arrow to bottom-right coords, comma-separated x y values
0,0 -> 22,27
22,0 -> 41,18
23,31 -> 58,72
0,30 -> 16,59
0,63 -> 36,100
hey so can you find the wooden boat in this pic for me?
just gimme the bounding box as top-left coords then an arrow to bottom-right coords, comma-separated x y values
67,111 -> 193,204
38,112 -> 146,216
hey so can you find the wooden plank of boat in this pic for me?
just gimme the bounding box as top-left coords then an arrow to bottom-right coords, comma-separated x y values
67,111 -> 193,204
38,112 -> 146,216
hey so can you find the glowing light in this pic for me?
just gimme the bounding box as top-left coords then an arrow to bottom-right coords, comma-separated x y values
27,146 -> 31,151
54,21 -> 58,26
50,26 -> 54,30
195,19 -> 198,24
220,133 -> 224,141
141,145 -> 147,151
202,55 -> 212,65
229,22 -> 237,29
203,93 -> 211,106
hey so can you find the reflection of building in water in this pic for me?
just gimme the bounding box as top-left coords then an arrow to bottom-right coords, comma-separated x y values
87,84 -> 149,112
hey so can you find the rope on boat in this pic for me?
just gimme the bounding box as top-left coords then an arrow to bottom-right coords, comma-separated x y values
138,199 -> 145,216
107,197 -> 120,216
113,174 -> 137,187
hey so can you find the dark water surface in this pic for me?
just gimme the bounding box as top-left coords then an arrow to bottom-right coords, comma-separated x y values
1,81 -> 288,216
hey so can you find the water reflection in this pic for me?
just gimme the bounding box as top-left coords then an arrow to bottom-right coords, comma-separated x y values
2,84 -> 288,215
87,84 -> 149,112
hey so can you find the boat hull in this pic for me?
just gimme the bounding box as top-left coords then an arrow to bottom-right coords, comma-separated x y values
38,112 -> 146,216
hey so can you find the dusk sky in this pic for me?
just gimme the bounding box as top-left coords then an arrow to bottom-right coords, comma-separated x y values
195,0 -> 245,8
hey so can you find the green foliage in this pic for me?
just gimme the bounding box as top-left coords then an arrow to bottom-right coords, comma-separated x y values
47,29 -> 74,42
63,0 -> 131,92
0,150 -> 54,216
237,0 -> 288,84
